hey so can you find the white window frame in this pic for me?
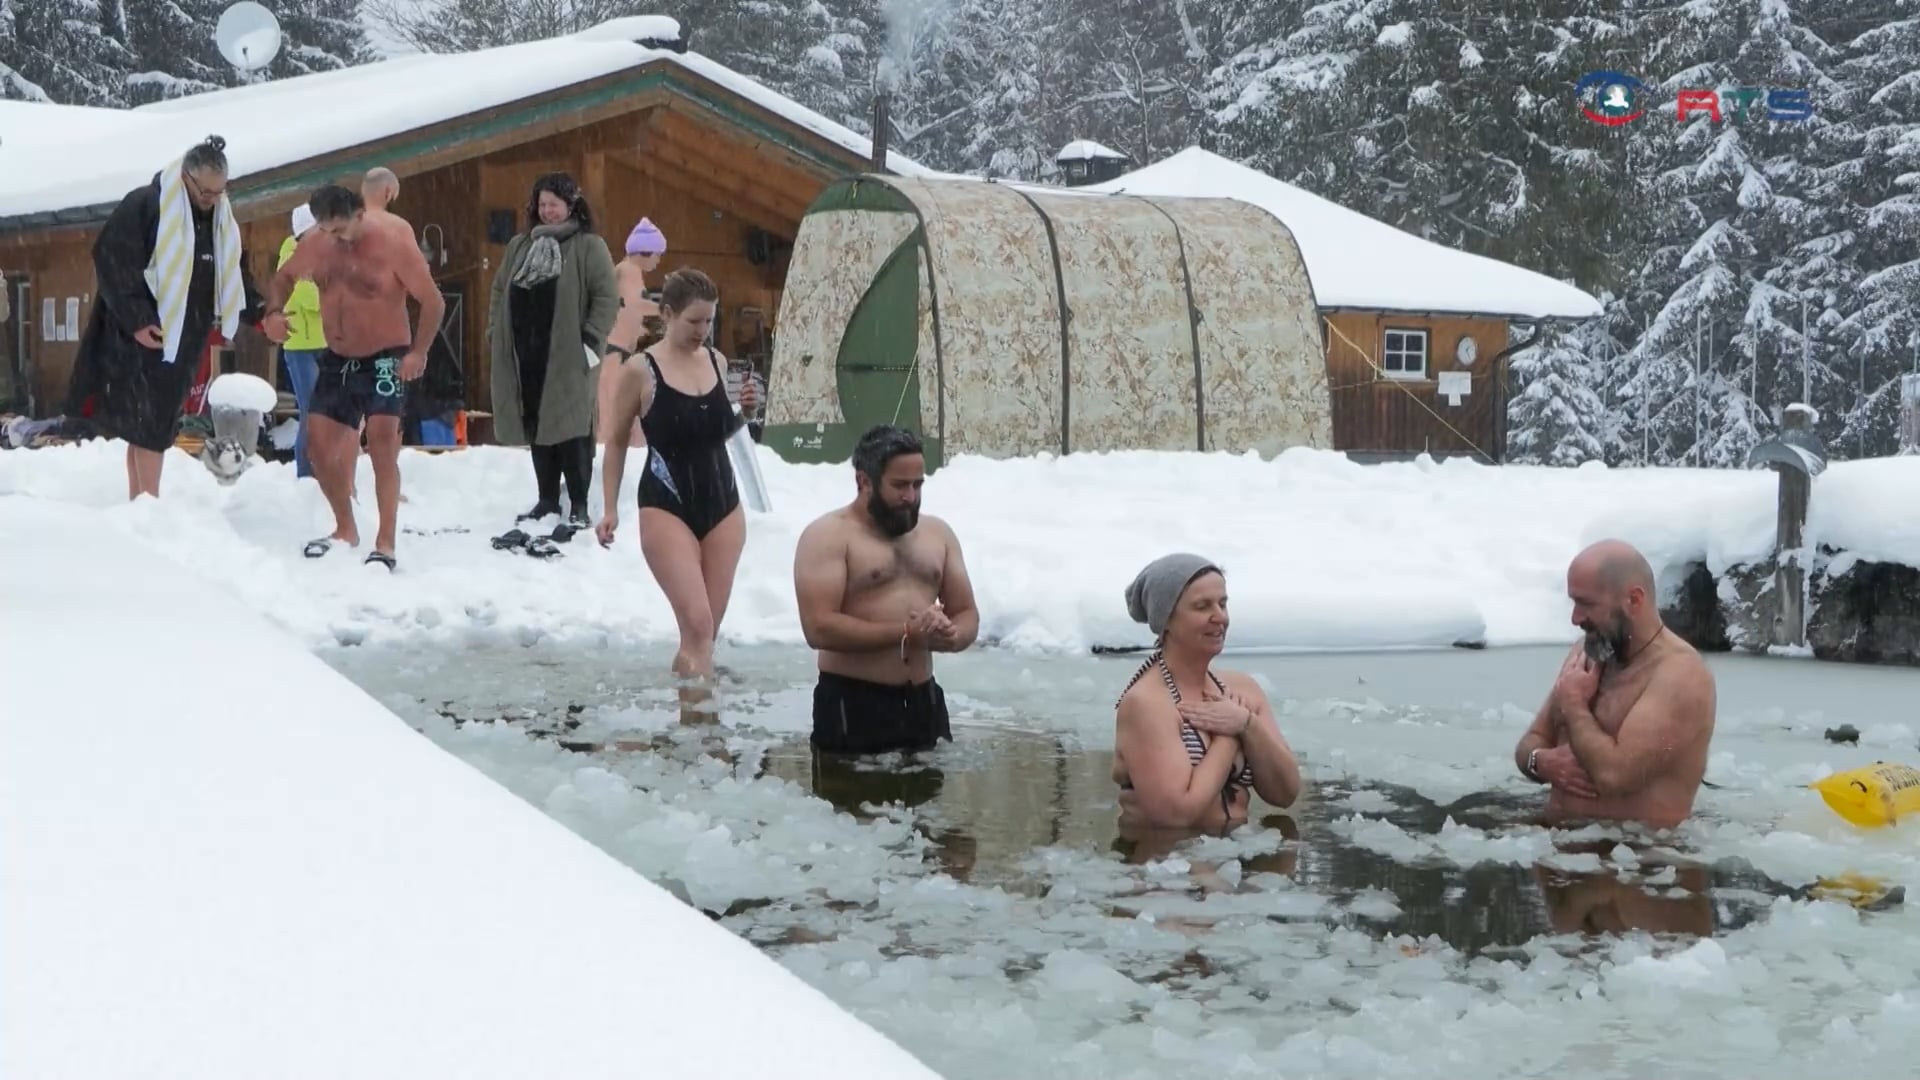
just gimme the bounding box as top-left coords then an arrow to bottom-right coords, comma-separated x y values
1382,327 -> 1428,380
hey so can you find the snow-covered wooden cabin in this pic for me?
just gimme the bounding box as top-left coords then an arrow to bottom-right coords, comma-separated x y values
0,16 -> 927,437
1079,148 -> 1603,463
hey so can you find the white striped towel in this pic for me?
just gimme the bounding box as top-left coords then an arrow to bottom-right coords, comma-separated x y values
144,156 -> 245,365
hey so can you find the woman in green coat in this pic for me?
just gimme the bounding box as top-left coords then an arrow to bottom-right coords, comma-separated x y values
488,172 -> 620,525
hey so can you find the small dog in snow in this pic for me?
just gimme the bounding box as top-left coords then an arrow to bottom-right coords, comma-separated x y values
198,437 -> 251,485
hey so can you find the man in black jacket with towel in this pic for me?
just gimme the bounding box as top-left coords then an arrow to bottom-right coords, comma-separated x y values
67,135 -> 278,499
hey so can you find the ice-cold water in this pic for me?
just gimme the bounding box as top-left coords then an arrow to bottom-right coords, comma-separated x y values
327,639 -> 1920,1079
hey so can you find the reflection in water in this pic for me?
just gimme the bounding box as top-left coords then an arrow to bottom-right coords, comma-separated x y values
754,726 -> 1789,956
335,640 -> 1916,1080
426,680 -> 1791,957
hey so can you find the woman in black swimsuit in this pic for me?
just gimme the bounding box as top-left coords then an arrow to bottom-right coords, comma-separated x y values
596,268 -> 756,715
1112,553 -> 1303,832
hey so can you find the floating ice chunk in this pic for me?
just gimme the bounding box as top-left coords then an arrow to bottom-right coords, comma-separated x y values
1339,788 -> 1396,814
1541,850 -> 1604,875
1345,887 -> 1403,920
1606,938 -> 1744,998
1035,950 -> 1144,1010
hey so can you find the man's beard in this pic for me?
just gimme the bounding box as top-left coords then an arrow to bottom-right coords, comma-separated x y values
1581,611 -> 1630,666
867,491 -> 918,537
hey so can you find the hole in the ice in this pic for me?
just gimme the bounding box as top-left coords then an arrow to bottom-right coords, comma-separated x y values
327,639 -> 1915,1076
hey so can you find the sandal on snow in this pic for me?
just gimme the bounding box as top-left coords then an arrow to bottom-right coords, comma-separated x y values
526,537 -> 564,559
303,537 -> 336,559
364,551 -> 397,571
548,522 -> 580,544
491,529 -> 531,552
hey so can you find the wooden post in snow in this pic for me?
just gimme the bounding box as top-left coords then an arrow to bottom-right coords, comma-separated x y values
1747,403 -> 1827,648
1901,373 -> 1920,455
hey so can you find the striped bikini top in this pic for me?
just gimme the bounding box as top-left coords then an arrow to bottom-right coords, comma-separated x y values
1116,651 -> 1256,794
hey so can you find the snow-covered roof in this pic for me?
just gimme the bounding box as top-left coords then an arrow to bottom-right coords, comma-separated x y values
1077,147 -> 1601,321
0,17 -> 931,227
1056,139 -> 1129,162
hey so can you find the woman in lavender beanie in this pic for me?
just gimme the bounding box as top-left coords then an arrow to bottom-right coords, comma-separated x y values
599,217 -> 670,440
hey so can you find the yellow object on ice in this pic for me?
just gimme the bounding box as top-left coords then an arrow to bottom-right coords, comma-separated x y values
1807,873 -> 1904,911
1810,762 -> 1920,828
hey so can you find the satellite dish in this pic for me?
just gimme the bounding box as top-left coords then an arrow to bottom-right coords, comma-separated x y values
215,2 -> 283,71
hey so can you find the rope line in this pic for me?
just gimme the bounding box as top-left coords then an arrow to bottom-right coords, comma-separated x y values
1321,316 -> 1498,462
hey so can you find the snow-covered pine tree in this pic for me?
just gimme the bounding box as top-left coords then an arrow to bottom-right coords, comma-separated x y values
1506,314 -> 1624,465
358,0 -> 882,137
1605,0 -> 1838,467
0,0 -> 133,105
1047,0 -> 1220,165
1832,0 -> 1920,456
639,0 -> 881,135
122,0 -> 230,105
1212,0 -> 1406,234
1508,0 -> 1646,293
1835,376 -> 1912,457
786,0 -> 882,134
953,0 -> 1062,180
1215,0 -> 1619,287
1711,0 -> 1856,459
265,0 -> 372,75
359,0 -> 630,55
870,0 -> 1064,180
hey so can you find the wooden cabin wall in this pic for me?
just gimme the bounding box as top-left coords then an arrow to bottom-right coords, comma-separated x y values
1,104 -> 832,428
0,235 -> 97,416
0,226 -> 300,417
593,152 -> 787,354
469,116 -> 804,432
1322,312 -> 1511,461
225,163 -> 483,417
390,162 -> 484,419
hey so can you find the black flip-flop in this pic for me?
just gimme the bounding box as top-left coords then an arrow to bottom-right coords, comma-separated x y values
303,538 -> 334,559
491,529 -> 531,552
526,537 -> 563,559
549,522 -> 580,544
364,551 -> 397,572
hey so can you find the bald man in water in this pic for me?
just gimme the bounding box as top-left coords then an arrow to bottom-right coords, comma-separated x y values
1514,539 -> 1717,830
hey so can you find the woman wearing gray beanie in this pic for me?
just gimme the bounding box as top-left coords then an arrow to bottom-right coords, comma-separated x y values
1111,553 -> 1302,831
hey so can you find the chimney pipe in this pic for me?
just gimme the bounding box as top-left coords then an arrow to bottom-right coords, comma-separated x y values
870,91 -> 890,172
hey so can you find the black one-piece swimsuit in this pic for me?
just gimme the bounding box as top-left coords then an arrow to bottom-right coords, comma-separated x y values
635,346 -> 742,541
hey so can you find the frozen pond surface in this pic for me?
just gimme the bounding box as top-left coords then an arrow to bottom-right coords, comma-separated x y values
326,639 -> 1920,1079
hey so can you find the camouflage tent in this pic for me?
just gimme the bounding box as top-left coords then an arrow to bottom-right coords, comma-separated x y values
764,174 -> 1333,470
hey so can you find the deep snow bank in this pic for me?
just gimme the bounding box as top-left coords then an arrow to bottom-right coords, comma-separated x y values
0,498 -> 938,1080
1,441 -> 1914,656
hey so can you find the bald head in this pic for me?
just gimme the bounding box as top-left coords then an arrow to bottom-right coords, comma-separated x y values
362,167 -> 399,210
1575,538 -> 1655,594
1567,538 -> 1662,660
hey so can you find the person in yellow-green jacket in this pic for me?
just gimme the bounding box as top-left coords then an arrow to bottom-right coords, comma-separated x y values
278,204 -> 327,478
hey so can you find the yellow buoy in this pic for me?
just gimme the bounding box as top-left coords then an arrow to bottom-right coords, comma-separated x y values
1810,762 -> 1920,828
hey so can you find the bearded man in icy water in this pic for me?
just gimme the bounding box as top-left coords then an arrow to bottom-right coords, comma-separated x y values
1513,539 -> 1717,830
793,424 -> 979,756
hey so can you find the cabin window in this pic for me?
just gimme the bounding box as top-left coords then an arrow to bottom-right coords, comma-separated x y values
1382,328 -> 1427,380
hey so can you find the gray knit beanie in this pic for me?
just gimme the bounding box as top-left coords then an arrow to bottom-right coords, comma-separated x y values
1125,553 -> 1222,637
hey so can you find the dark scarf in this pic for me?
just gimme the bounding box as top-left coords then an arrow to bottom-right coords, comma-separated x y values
511,219 -> 582,288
